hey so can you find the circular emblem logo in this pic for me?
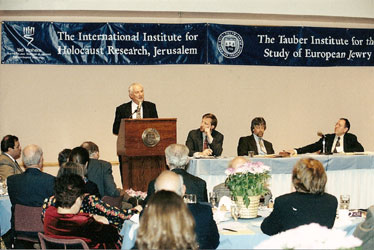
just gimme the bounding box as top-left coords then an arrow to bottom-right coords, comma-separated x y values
142,128 -> 160,147
217,31 -> 244,59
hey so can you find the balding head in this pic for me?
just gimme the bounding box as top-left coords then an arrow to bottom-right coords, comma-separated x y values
22,144 -> 43,168
154,171 -> 185,196
229,156 -> 249,169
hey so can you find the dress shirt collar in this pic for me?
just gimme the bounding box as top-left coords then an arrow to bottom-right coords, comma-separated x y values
3,152 -> 16,163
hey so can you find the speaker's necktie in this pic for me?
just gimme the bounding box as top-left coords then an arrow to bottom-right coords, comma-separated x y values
136,105 -> 141,119
259,138 -> 266,154
333,137 -> 341,153
203,137 -> 208,150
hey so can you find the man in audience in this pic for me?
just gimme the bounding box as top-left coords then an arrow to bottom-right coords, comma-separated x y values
146,144 -> 208,203
112,82 -> 158,184
354,205 -> 374,250
294,118 -> 364,154
57,148 -> 71,167
7,144 -> 55,248
0,135 -> 23,179
186,113 -> 224,157
237,117 -> 275,156
81,141 -> 120,197
213,156 -> 248,202
154,170 -> 220,249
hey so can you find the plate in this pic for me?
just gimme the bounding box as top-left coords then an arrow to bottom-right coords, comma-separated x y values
238,215 -> 262,220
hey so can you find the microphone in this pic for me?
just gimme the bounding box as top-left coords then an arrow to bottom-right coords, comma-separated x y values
317,131 -> 325,138
317,131 -> 327,154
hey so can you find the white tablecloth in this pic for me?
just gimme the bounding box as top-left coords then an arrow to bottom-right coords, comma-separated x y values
186,154 -> 374,209
0,196 -> 11,236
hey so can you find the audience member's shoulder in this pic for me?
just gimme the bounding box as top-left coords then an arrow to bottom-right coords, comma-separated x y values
188,202 -> 213,214
98,159 -> 112,167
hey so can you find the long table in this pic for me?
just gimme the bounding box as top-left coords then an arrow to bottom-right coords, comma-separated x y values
186,154 -> 374,209
0,196 -> 11,237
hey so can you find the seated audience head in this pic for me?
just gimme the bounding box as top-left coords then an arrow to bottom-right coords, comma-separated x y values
80,141 -> 99,159
292,158 -> 327,194
251,117 -> 267,138
165,144 -> 189,170
22,144 -> 43,169
69,146 -> 89,168
137,190 -> 198,250
154,170 -> 185,196
200,113 -> 218,132
128,82 -> 144,105
228,156 -> 249,169
58,148 -> 71,167
54,174 -> 85,210
57,162 -> 85,178
335,118 -> 350,136
1,134 -> 21,159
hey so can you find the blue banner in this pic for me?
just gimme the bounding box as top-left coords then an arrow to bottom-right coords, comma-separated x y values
1,21 -> 207,65
208,23 -> 374,66
2,21 -> 374,66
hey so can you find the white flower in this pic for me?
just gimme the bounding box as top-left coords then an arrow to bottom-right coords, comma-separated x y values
255,223 -> 362,249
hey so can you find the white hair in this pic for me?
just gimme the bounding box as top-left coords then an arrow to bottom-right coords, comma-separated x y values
128,82 -> 144,94
22,144 -> 43,167
165,144 -> 189,169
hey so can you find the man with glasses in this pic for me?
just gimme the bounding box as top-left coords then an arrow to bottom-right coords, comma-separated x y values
237,117 -> 275,156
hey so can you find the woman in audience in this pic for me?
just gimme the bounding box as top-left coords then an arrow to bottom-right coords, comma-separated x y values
136,190 -> 198,250
58,161 -> 100,197
44,174 -> 121,249
261,158 -> 338,235
57,148 -> 71,167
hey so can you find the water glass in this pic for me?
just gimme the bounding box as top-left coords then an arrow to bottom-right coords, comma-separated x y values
339,194 -> 350,210
183,194 -> 197,204
248,151 -> 255,157
209,192 -> 218,207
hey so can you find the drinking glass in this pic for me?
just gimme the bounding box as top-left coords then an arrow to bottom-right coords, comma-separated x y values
209,192 -> 218,207
231,203 -> 240,220
183,194 -> 197,204
339,194 -> 350,210
248,151 -> 255,157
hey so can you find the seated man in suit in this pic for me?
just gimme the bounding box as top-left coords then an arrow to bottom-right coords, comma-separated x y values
0,135 -> 23,179
154,170 -> 220,249
146,144 -> 208,203
237,117 -> 274,156
186,113 -> 224,157
7,144 -> 55,248
112,82 -> 158,184
294,118 -> 364,154
81,141 -> 120,198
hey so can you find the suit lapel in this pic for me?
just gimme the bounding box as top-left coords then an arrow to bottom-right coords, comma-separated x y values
197,130 -> 203,152
249,135 -> 259,155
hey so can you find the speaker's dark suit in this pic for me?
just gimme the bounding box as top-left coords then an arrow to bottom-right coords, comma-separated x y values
237,134 -> 274,156
86,158 -> 120,198
261,192 -> 338,236
185,129 -> 224,157
112,100 -> 158,135
296,133 -> 364,154
188,203 -> 220,249
145,168 -> 208,204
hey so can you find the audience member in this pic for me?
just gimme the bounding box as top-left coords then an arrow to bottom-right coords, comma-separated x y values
0,135 -> 23,179
294,118 -> 364,154
57,148 -> 71,167
237,117 -> 275,156
136,190 -> 198,250
261,158 -> 338,235
7,144 -> 55,247
43,174 -> 120,249
186,113 -> 224,157
154,171 -> 220,249
81,141 -> 120,197
146,144 -> 208,203
68,147 -> 100,197
353,205 -> 374,250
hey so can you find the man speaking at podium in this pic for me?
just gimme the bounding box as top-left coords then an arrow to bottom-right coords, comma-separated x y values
112,82 -> 158,184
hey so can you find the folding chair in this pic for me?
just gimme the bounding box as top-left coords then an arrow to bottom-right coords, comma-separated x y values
13,204 -> 44,243
38,232 -> 89,250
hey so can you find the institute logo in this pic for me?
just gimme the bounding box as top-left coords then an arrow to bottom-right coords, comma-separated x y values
217,31 -> 243,59
23,26 -> 35,46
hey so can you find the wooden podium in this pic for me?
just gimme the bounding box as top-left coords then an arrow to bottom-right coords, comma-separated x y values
117,118 -> 176,191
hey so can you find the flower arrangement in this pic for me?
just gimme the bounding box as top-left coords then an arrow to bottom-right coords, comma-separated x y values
225,161 -> 270,207
125,189 -> 147,200
254,223 -> 362,249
